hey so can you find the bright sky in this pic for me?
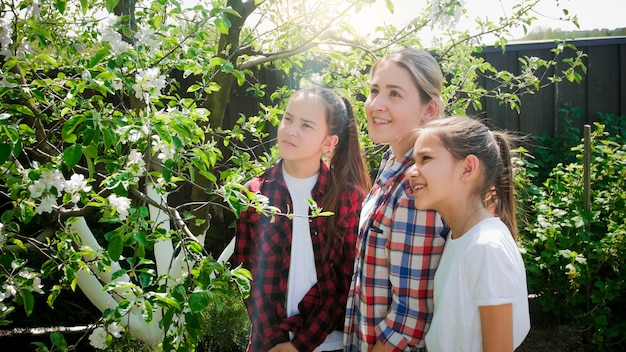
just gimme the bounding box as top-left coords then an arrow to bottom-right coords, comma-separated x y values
351,0 -> 626,40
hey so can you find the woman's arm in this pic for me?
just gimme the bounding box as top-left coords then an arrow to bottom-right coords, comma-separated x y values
479,304 -> 514,352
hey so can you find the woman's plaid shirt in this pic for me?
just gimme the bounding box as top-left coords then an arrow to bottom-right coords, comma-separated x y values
344,148 -> 447,352
233,161 -> 364,351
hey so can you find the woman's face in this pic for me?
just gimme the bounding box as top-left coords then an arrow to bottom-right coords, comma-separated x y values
277,92 -> 336,167
365,60 -> 437,155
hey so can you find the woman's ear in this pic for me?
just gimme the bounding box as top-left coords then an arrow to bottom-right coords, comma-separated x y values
421,99 -> 440,122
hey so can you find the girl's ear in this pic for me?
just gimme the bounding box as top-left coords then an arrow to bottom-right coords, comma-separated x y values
460,154 -> 480,182
322,135 -> 339,153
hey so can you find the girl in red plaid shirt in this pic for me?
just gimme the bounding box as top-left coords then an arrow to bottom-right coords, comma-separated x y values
234,86 -> 371,352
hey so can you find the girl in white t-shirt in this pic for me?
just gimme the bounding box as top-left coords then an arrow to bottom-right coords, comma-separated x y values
406,116 -> 530,352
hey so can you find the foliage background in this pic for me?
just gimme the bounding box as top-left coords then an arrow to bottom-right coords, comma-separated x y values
2,0 -> 623,351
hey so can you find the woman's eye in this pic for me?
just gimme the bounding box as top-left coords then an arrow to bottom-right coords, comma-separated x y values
390,90 -> 401,97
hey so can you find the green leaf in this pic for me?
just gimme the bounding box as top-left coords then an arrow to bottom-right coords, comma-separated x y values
20,289 -> 35,316
214,17 -> 231,34
63,144 -> 83,170
10,104 -> 34,117
384,0 -> 395,13
90,49 -> 110,68
50,331 -> 68,350
61,115 -> 86,143
189,292 -> 210,313
111,269 -> 127,280
208,57 -> 228,70
107,233 -> 124,261
54,0 -> 67,14
150,292 -> 181,311
0,143 -> 11,164
105,0 -> 120,13
80,0 -> 88,14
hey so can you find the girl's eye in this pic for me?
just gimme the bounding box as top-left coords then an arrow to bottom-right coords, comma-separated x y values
415,155 -> 430,164
390,90 -> 401,97
303,123 -> 311,129
369,88 -> 379,95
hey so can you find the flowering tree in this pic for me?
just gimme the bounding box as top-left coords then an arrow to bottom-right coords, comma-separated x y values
0,0 -> 584,350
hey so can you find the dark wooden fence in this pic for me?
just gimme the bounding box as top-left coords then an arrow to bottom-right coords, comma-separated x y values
475,36 -> 626,137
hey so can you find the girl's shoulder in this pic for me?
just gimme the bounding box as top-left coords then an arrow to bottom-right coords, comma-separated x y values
245,164 -> 282,193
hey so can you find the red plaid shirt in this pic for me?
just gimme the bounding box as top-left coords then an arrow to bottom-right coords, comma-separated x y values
233,161 -> 364,352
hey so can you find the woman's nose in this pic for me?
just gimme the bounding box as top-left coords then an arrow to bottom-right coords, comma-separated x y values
366,95 -> 385,112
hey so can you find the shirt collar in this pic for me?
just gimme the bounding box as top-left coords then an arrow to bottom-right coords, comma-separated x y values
265,159 -> 330,196
376,147 -> 414,187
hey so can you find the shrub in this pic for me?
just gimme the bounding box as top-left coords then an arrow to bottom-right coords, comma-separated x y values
519,120 -> 626,350
198,293 -> 250,352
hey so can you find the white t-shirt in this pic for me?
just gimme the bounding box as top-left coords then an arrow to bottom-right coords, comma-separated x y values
283,168 -> 343,351
425,217 -> 530,352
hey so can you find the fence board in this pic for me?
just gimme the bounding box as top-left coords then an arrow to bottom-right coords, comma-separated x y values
586,44 -> 621,123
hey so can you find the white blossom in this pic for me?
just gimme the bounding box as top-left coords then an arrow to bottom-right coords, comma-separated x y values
100,15 -> 132,55
111,77 -> 123,91
40,170 -> 66,194
2,284 -> 16,298
28,180 -> 46,198
430,0 -> 464,29
126,149 -> 147,182
107,322 -> 123,338
15,37 -> 33,58
136,27 -> 160,52
126,128 -> 142,143
30,277 -> 44,294
89,327 -> 108,350
64,174 -> 92,203
107,194 -> 132,220
132,68 -> 166,103
116,124 -> 149,144
127,149 -> 146,168
0,18 -> 14,57
151,135 -> 175,161
36,195 -> 57,214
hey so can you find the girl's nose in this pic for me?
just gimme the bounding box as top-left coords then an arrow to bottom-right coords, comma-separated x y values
286,124 -> 298,136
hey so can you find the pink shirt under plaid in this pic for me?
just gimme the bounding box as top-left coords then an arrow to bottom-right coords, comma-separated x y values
344,148 -> 447,352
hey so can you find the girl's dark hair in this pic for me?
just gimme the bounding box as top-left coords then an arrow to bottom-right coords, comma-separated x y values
417,116 -> 518,238
291,87 -> 371,257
